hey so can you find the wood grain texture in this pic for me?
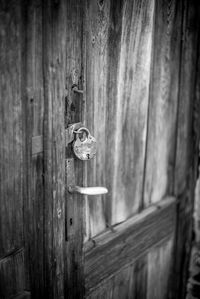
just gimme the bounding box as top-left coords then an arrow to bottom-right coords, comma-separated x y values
85,0 -> 155,239
0,0 -> 23,257
86,257 -> 147,299
147,238 -> 173,299
65,1 -> 85,298
23,0 -> 45,295
84,0 -> 111,239
175,0 -> 199,195
172,1 -> 200,298
0,249 -> 25,299
85,197 -> 176,293
13,291 -> 31,299
110,0 -> 154,223
42,0 -> 67,297
65,159 -> 85,298
143,0 -> 181,206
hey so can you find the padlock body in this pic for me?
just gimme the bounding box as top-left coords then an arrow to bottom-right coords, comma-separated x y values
73,134 -> 97,160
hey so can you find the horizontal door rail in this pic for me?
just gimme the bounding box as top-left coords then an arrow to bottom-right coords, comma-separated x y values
84,196 -> 176,292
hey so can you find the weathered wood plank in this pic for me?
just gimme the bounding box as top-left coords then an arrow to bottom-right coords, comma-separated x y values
85,196 -> 176,292
23,0 -> 44,295
86,256 -> 147,299
109,0 -> 155,223
172,0 -> 200,298
143,0 -> 181,206
0,249 -> 25,299
85,0 -> 155,240
147,238 -> 173,299
175,0 -> 199,195
84,0 -> 111,240
42,1 -> 67,297
65,0 -> 85,298
0,0 -> 23,257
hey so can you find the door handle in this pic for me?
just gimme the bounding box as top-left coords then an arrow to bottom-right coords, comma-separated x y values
68,185 -> 108,196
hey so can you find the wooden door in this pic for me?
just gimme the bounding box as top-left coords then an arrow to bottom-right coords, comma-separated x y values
0,0 -> 199,298
66,0 -> 200,298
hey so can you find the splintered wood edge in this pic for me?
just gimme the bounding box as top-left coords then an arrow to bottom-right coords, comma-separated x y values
84,196 -> 176,293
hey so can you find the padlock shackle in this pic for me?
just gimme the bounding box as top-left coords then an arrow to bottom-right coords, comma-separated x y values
74,127 -> 90,135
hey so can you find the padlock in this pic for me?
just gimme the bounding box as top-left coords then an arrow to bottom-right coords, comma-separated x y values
73,127 -> 97,160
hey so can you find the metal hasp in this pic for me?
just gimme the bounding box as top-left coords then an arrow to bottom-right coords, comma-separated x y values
68,185 -> 108,196
66,122 -> 83,145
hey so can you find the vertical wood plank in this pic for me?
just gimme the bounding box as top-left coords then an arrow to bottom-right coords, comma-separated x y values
85,0 -> 111,239
112,258 -> 147,299
172,1 -> 200,298
86,257 -> 147,299
85,0 -> 155,237
43,1 -> 67,297
175,0 -> 199,195
0,249 -> 25,298
110,0 -> 154,223
147,238 -> 173,299
0,0 -> 23,257
23,0 -> 45,295
143,0 -> 182,206
65,1 -> 85,298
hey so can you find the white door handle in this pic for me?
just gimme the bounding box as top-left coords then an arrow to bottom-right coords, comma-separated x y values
68,185 -> 108,196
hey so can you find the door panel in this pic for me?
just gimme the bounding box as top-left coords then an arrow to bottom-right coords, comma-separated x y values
0,249 -> 26,299
84,197 -> 175,294
65,0 -> 188,298
86,237 -> 174,299
147,238 -> 173,299
82,0 -> 179,295
85,0 -> 155,239
143,0 -> 182,205
87,257 -> 147,299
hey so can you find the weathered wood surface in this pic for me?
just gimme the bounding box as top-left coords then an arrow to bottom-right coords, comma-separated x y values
85,197 -> 176,293
87,257 -> 147,299
0,2 -> 27,298
0,0 -> 23,259
175,0 -> 199,195
65,0 -> 85,298
86,238 -> 174,299
42,0 -> 67,298
143,0 -> 182,205
24,0 -> 44,296
0,249 -> 26,299
13,291 -> 31,299
147,238 -> 173,299
172,0 -> 200,298
84,0 -> 155,240
84,0 -> 111,239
